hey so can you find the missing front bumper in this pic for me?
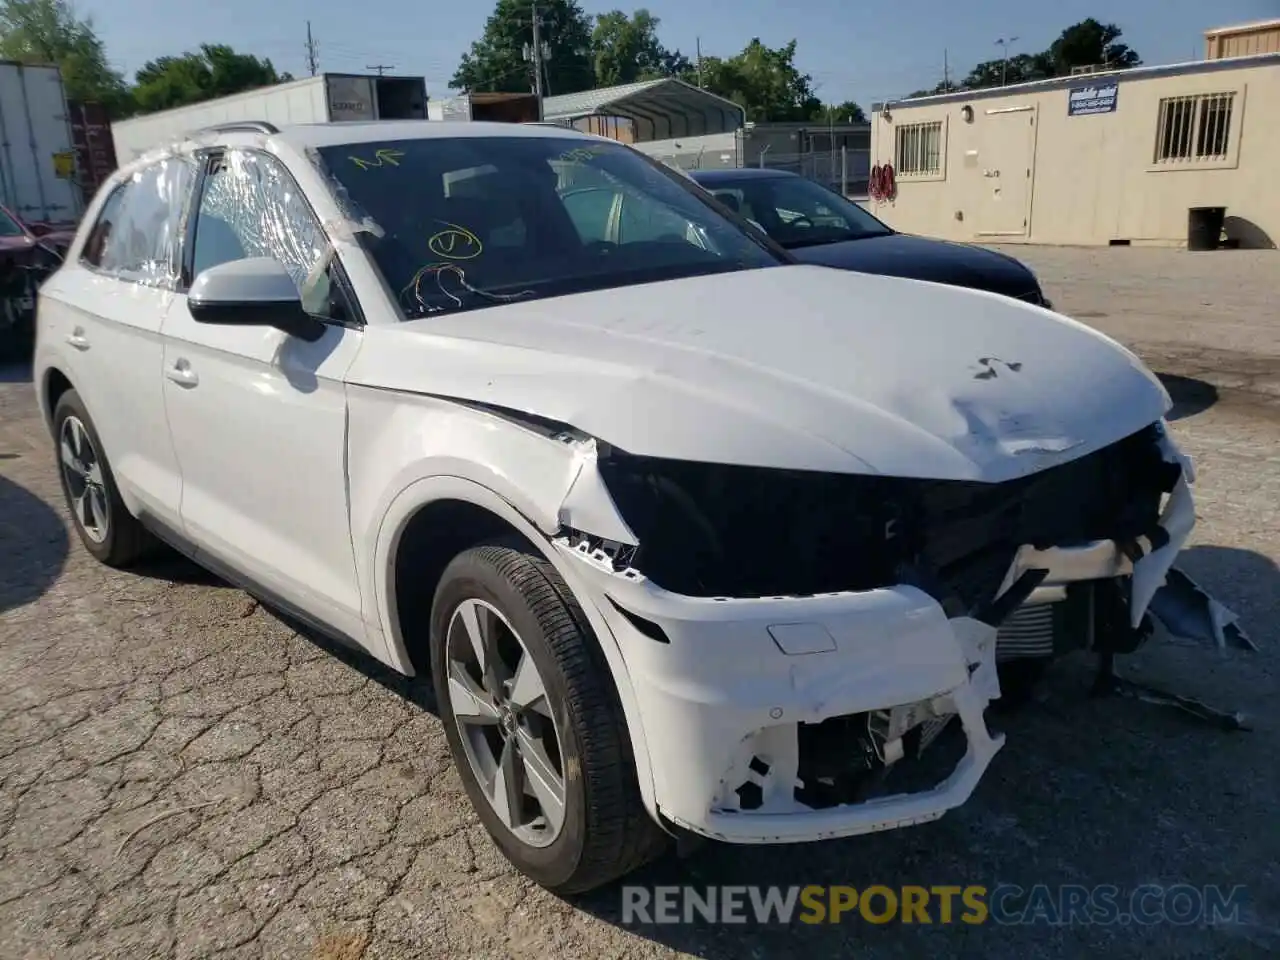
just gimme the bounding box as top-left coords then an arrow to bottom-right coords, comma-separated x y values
554,421 -> 1244,843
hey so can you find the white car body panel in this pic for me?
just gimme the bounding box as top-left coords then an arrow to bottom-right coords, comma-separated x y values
158,308 -> 366,640
36,265 -> 184,529
33,120 -> 1217,850
347,264 -> 1170,482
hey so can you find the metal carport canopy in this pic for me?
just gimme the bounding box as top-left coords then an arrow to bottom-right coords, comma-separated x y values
541,78 -> 745,141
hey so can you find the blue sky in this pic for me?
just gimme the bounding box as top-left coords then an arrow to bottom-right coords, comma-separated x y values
82,0 -> 1277,104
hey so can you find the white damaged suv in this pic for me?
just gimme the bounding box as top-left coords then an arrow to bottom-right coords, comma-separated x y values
36,120 -> 1199,893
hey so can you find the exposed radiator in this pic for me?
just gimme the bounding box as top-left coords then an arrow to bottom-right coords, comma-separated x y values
996,602 -> 1056,662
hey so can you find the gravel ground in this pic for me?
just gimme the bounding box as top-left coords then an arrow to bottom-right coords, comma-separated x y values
1,248 -> 1278,958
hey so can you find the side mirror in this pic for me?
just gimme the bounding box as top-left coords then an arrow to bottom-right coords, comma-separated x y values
188,257 -> 326,342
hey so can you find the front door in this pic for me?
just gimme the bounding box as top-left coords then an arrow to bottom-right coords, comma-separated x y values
161,147 -> 366,639
974,107 -> 1037,239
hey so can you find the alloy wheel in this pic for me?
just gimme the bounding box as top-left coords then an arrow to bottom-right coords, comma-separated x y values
446,597 -> 567,848
59,415 -> 109,544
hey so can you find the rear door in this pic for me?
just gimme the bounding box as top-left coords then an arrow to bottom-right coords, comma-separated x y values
160,147 -> 366,639
38,157 -> 194,528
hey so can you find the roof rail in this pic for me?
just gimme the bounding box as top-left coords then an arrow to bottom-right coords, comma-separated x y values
191,120 -> 280,137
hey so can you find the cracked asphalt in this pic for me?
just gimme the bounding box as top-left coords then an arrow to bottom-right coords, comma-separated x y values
2,247 -> 1279,959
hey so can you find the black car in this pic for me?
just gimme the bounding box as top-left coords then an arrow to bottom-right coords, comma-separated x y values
688,168 -> 1050,308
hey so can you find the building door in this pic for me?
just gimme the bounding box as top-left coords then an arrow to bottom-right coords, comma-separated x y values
974,106 -> 1037,239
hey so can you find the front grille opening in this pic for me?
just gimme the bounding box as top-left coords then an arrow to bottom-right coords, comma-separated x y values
600,424 -> 1176,610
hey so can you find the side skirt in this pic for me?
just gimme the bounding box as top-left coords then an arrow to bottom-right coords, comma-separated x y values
137,512 -> 366,655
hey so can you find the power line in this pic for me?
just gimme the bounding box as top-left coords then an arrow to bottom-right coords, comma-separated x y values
305,21 -> 319,76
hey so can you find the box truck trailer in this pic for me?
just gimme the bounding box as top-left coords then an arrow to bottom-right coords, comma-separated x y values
426,91 -> 542,123
0,61 -> 83,225
110,73 -> 429,162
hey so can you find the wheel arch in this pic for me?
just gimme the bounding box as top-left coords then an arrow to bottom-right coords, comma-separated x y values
374,474 -> 659,817
40,364 -> 74,434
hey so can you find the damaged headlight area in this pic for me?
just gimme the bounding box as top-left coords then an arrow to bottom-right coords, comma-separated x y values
592,423 -> 1182,616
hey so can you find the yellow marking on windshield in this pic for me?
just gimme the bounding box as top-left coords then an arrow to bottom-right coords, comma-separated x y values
350,148 -> 406,170
428,222 -> 483,260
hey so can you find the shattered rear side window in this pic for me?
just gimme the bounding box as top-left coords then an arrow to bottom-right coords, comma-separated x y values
91,156 -> 195,287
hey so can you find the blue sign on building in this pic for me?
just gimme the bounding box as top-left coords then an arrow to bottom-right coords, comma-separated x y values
1067,82 -> 1120,116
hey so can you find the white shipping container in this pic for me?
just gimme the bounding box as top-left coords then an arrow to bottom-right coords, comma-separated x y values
425,91 -> 541,124
110,73 -> 428,163
0,61 -> 82,224
427,94 -> 474,121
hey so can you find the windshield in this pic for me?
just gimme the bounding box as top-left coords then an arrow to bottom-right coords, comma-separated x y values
702,175 -> 892,249
315,136 -> 785,318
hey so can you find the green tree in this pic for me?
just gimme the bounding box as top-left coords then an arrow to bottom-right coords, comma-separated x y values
949,19 -> 1142,93
960,52 -> 1044,90
700,39 -> 822,122
591,9 -> 689,86
1041,18 -> 1141,74
452,0 -> 594,96
0,0 -> 130,114
131,44 -> 291,115
825,99 -> 866,123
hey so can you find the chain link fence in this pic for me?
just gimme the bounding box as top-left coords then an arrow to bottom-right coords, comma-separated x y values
755,148 -> 872,198
646,147 -> 872,199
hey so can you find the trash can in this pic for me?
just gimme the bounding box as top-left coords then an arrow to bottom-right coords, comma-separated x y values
1187,206 -> 1226,251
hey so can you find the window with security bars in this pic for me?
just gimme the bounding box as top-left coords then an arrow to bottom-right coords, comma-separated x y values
894,121 -> 943,175
1153,93 -> 1234,164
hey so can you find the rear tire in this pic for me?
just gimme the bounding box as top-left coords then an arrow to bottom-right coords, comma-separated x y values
52,389 -> 154,567
430,542 -> 667,894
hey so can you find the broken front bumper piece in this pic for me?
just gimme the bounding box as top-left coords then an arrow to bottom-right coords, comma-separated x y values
570,564 -> 1008,843
554,430 -> 1206,844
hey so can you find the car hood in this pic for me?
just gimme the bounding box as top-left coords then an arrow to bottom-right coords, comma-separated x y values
789,232 -> 1040,300
349,264 -> 1169,482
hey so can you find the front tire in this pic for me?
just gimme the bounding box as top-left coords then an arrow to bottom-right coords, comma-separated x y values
52,389 -> 153,567
430,542 -> 666,894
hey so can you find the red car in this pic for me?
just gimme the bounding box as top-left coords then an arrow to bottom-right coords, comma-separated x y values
0,204 -> 69,361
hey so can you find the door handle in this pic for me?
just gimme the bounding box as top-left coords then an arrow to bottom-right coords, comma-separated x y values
66,327 -> 89,350
166,359 -> 199,388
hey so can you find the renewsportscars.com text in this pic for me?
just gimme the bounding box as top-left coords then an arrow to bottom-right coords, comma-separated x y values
621,884 -> 1249,927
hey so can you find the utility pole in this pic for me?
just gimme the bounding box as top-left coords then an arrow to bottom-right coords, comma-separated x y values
943,48 -> 950,92
696,37 -> 703,88
530,5 -> 545,101
827,103 -> 835,191
366,63 -> 395,77
524,4 -> 549,119
305,21 -> 319,77
995,36 -> 1019,86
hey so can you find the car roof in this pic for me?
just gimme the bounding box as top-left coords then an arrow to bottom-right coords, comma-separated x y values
689,168 -> 798,184
272,120 -> 602,150
121,120 -> 611,181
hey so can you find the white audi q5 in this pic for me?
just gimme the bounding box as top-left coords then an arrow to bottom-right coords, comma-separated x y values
35,119 -> 1204,893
